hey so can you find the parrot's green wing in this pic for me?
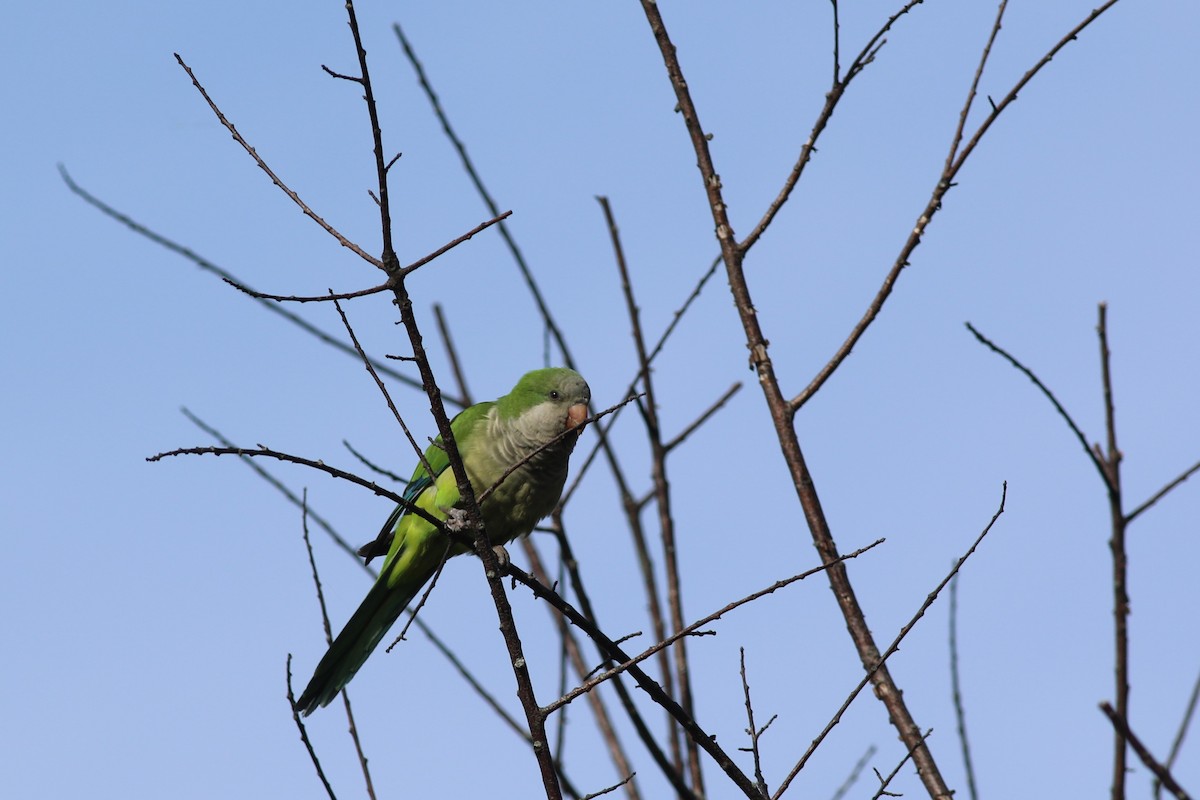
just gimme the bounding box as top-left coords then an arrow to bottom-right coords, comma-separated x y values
295,403 -> 491,714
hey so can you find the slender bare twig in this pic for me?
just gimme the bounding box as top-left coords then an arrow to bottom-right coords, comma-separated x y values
549,516 -> 696,800
1100,703 -> 1193,800
738,648 -> 774,797
829,746 -> 876,800
397,209 -> 512,278
298,492 -> 376,799
1126,458 -> 1200,524
561,254 -> 724,506
600,195 -> 701,793
226,280 -> 391,304
433,303 -> 474,406
1157,667 -> 1200,800
57,166 -> 458,406
791,0 -> 1124,411
664,382 -> 743,453
523,538 -> 643,800
342,440 -> 408,484
966,321 -> 1111,490
949,575 -> 979,800
507,566 -> 772,800
872,729 -> 935,800
773,485 -> 1006,799
221,210 -> 511,303
287,655 -> 339,800
739,0 -> 928,255
386,540 -> 454,651
392,21 -> 575,367
581,774 -> 637,800
543,539 -> 884,716
173,54 -> 380,267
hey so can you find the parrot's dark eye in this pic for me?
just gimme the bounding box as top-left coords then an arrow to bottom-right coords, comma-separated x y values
549,390 -> 560,399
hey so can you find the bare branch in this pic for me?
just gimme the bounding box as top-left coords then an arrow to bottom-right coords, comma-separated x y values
1157,667 -> 1200,800
57,166 -> 458,406
739,648 -> 773,797
829,746 -> 876,800
1127,458 -> 1200,524
790,0 -> 1124,411
331,296 -> 437,481
872,729 -> 934,800
172,54 -> 381,267
543,539 -> 885,716
966,321 -> 1111,491
286,655 -> 339,800
223,280 -> 390,304
398,209 -> 513,278
1100,703 -> 1193,800
773,484 -> 1006,799
298,493 -> 376,799
664,382 -> 743,453
434,303 -> 474,406
949,575 -> 980,800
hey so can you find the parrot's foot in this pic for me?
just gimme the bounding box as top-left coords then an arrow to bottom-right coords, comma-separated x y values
490,545 -> 511,570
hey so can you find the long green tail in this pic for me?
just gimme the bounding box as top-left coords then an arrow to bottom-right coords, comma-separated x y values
295,542 -> 438,715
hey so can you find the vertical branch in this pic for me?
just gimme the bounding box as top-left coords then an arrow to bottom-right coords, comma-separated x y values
599,196 -> 700,792
949,576 -> 979,800
341,4 -> 560,796
1098,303 -> 1129,800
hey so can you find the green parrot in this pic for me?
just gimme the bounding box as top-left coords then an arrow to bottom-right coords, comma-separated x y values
295,367 -> 591,715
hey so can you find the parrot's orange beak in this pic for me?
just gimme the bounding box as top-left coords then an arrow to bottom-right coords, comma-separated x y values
566,403 -> 589,431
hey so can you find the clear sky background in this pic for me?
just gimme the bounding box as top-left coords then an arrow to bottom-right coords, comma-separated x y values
3,2 -> 1198,799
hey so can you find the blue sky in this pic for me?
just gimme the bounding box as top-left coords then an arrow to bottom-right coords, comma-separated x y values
4,2 -> 1198,798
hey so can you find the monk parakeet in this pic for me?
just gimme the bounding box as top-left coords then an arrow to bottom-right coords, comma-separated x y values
295,367 -> 591,715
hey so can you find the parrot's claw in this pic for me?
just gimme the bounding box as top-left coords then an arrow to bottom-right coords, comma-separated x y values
491,545 -> 511,570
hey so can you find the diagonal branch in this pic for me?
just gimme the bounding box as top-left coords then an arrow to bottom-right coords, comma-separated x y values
791,0 -> 1124,411
638,1 -> 956,795
966,321 -> 1111,491
173,53 -> 381,267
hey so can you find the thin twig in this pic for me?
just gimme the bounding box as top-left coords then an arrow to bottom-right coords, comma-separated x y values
287,655 -> 339,800
664,382 -> 743,453
392,22 -> 575,367
739,0 -> 928,255
342,440 -> 408,484
1126,458 -> 1200,524
966,321 -> 1111,490
829,746 -> 876,800
739,648 -> 773,797
332,295 -> 437,481
1157,667 -> 1200,800
398,209 -> 512,278
949,575 -> 979,800
56,166 -> 458,406
550,517 -> 696,800
772,485 -> 1006,799
173,53 -> 380,267
791,0 -> 1124,411
872,729 -> 934,799
600,194 -> 701,793
434,303 -> 474,406
299,492 -> 376,799
543,539 -> 885,716
1100,703 -> 1193,800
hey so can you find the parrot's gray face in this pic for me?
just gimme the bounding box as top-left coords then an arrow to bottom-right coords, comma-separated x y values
520,374 -> 590,446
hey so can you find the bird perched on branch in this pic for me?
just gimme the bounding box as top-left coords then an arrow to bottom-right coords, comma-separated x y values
295,367 -> 591,715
